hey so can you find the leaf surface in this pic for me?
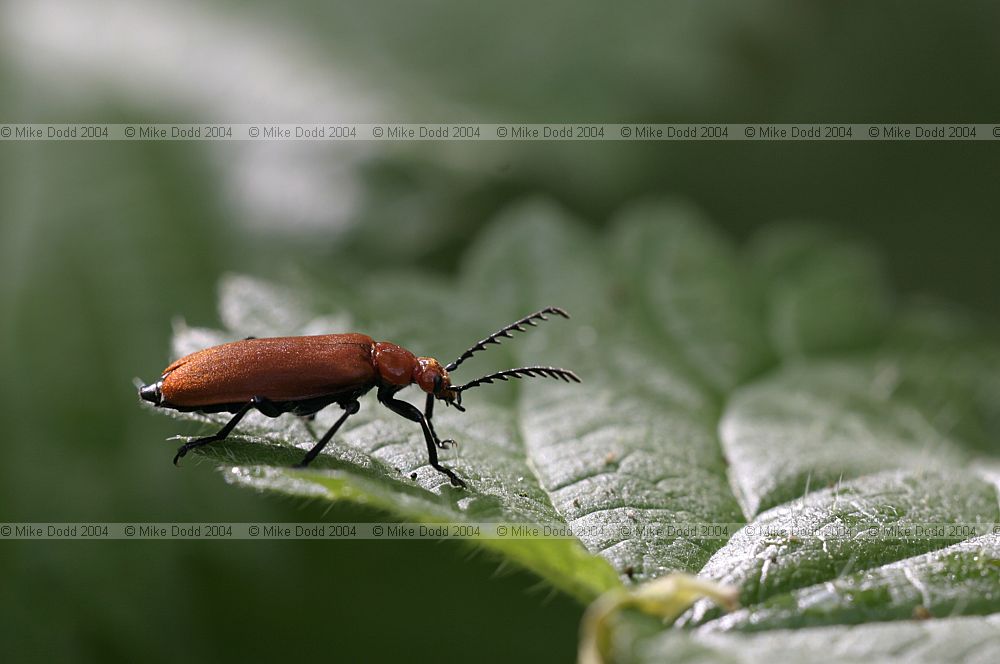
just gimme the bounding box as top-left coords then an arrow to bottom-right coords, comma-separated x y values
147,199 -> 1000,659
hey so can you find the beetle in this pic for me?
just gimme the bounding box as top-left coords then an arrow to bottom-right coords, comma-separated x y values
139,307 -> 580,488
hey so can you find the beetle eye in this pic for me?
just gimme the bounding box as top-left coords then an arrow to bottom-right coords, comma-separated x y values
433,375 -> 442,392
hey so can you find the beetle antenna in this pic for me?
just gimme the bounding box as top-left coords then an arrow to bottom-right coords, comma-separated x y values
456,366 -> 581,393
445,307 -> 570,372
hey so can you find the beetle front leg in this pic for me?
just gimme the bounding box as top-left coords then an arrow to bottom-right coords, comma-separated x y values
382,388 -> 466,488
424,394 -> 457,450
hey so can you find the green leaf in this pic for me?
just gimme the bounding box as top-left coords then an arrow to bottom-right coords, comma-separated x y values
611,199 -> 774,392
147,198 -> 1000,660
684,471 -> 998,625
748,223 -> 892,358
702,534 -> 1000,632
623,615 -> 1000,664
720,360 -> 973,517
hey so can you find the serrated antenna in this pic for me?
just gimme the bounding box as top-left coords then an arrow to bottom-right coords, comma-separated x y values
446,307 -> 570,373
456,366 -> 581,392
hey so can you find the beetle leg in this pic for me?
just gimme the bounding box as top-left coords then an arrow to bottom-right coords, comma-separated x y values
294,400 -> 360,468
381,388 -> 466,488
173,401 -> 254,464
424,394 -> 458,450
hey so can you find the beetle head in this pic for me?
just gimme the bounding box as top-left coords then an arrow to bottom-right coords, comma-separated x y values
413,357 -> 462,408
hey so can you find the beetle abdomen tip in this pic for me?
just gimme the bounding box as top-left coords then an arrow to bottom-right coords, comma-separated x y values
139,381 -> 162,405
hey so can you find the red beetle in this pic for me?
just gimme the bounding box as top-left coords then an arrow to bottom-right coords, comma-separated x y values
139,308 -> 579,487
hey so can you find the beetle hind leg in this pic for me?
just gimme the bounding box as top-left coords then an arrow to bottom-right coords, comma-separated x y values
173,396 -> 283,464
173,401 -> 255,464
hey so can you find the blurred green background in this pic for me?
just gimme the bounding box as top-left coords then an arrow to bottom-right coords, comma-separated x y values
1,1 -> 998,661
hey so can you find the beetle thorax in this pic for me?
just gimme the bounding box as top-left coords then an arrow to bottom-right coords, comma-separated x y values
372,341 -> 418,387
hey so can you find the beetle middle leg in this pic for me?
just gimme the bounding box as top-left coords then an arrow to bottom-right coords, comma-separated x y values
294,400 -> 360,468
381,388 -> 466,488
173,396 -> 280,464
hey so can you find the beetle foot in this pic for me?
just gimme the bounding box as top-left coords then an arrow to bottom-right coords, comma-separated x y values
434,465 -> 467,489
173,434 -> 220,465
